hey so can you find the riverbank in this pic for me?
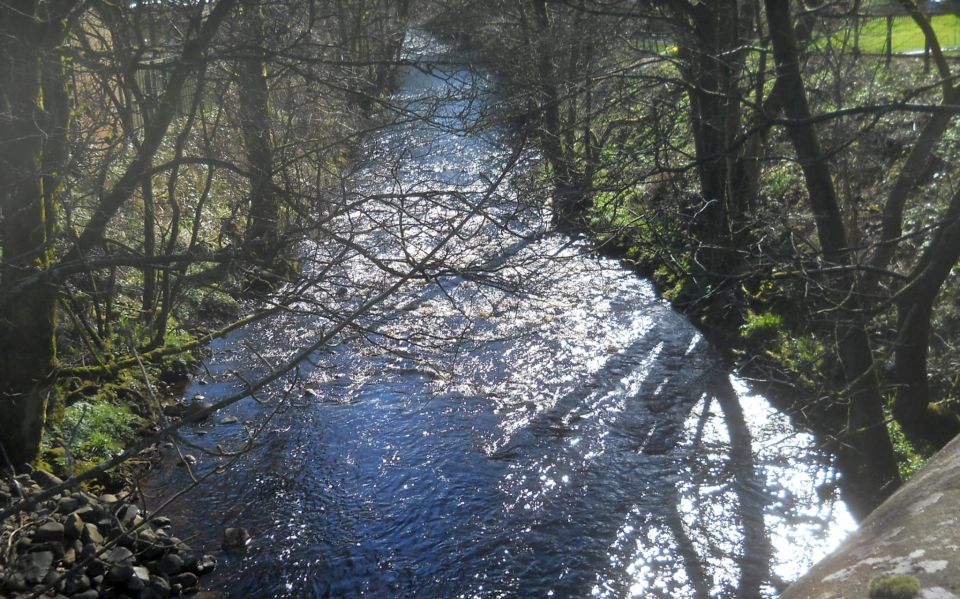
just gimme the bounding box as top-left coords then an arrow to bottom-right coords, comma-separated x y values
0,468 -> 218,598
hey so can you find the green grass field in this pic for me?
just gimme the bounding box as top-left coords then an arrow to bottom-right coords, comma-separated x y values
851,14 -> 960,54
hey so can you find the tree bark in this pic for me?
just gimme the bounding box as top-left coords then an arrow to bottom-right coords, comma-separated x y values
892,186 -> 960,437
0,0 -> 72,467
764,0 -> 900,515
238,0 -> 281,263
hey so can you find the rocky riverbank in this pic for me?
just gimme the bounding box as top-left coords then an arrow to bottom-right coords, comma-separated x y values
0,469 -> 218,598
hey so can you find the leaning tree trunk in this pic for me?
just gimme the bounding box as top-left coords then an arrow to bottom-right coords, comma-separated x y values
892,186 -> 960,439
0,0 -> 71,467
764,0 -> 900,516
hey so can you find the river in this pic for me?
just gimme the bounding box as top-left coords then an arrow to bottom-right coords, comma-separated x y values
144,32 -> 854,598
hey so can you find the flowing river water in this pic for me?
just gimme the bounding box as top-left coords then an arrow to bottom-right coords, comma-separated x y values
145,33 -> 855,597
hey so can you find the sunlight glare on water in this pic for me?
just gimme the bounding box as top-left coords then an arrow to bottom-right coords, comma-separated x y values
143,30 -> 857,598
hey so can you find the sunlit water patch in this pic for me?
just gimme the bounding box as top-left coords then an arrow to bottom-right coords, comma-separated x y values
144,31 -> 854,598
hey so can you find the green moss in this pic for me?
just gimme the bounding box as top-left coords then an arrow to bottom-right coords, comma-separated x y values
45,398 -> 145,475
740,311 -> 784,342
887,417 -> 929,481
868,574 -> 921,599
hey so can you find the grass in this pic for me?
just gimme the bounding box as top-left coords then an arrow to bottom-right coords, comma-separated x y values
836,14 -> 960,54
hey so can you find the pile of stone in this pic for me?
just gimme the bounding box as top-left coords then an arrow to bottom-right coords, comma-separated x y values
0,471 -> 216,598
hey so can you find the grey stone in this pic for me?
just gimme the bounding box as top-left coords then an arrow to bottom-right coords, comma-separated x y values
218,415 -> 240,425
105,564 -> 135,584
21,550 -> 54,584
63,573 -> 90,594
195,554 -> 217,575
115,504 -> 140,528
125,566 -> 150,592
82,523 -> 104,545
64,512 -> 84,540
71,591 -> 99,599
74,505 -> 98,523
31,469 -> 64,489
150,516 -> 172,528
86,559 -> 107,578
148,575 -> 171,598
33,521 -> 65,543
30,539 -> 66,558
169,572 -> 198,588
4,572 -> 27,593
221,527 -> 250,550
156,553 -> 183,576
104,546 -> 134,564
56,495 -> 81,514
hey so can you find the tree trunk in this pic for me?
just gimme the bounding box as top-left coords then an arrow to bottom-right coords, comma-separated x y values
893,186 -> 960,438
764,0 -> 900,515
0,0 -> 71,467
239,0 -> 281,263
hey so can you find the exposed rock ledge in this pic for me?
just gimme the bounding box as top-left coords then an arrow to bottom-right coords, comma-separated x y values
784,434 -> 960,599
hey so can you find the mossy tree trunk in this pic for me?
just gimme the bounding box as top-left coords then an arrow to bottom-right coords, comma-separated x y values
0,0 -> 73,467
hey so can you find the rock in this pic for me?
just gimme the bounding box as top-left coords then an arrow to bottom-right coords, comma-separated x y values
195,554 -> 217,575
178,550 -> 198,572
162,402 -> 188,418
151,516 -> 172,528
71,591 -> 99,599
31,469 -> 64,489
86,559 -> 107,578
98,494 -> 119,504
64,512 -> 84,540
170,572 -> 198,588
34,521 -> 65,543
56,495 -> 82,514
115,503 -> 140,528
3,572 -> 27,593
96,518 -> 115,537
62,547 -> 76,565
183,399 -> 212,421
221,527 -> 250,550
126,566 -> 151,592
218,416 -> 239,425
156,553 -> 183,576
82,523 -> 104,545
104,546 -> 135,564
105,564 -> 135,585
75,505 -> 98,523
80,543 -> 98,561
63,573 -> 91,594
148,574 -> 172,598
20,550 -> 54,584
30,539 -> 66,558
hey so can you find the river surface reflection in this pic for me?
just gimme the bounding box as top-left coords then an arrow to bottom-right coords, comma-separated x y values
145,32 -> 854,597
